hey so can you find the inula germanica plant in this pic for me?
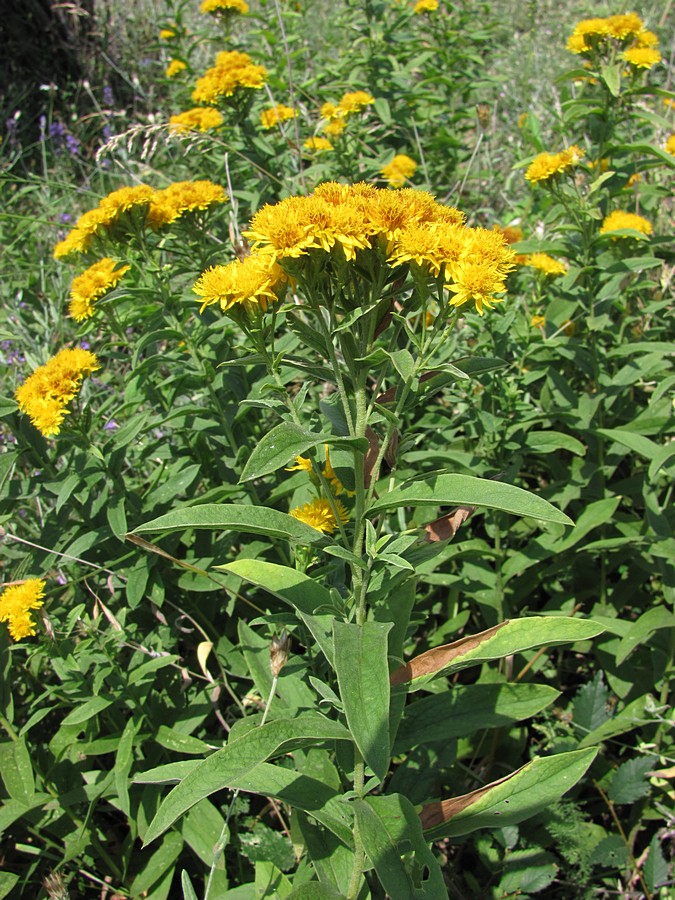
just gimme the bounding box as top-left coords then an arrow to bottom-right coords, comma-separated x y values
128,181 -> 606,897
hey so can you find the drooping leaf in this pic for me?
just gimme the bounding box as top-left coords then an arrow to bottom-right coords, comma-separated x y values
368,474 -> 573,526
578,694 -> 653,749
390,617 -> 604,690
132,503 -> 326,544
354,794 -> 446,897
572,672 -> 611,736
421,747 -> 598,839
334,620 -> 392,781
143,715 -> 351,845
607,756 -> 655,804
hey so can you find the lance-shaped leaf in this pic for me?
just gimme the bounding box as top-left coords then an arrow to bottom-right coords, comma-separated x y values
334,621 -> 392,781
143,714 -> 351,845
368,474 -> 573,526
240,422 -> 368,482
420,747 -> 597,839
354,794 -> 446,897
132,503 -> 327,544
390,617 -> 604,690
217,560 -> 335,664
394,683 -> 560,754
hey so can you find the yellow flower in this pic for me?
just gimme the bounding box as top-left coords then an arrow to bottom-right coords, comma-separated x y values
600,210 -> 652,238
445,260 -> 509,316
243,196 -> 318,260
15,347 -> 100,437
381,154 -> 417,188
192,52 -> 267,103
0,579 -> 46,641
169,107 -> 224,133
260,104 -> 295,129
531,315 -> 545,328
493,224 -> 523,245
194,253 -> 286,313
147,180 -> 228,229
525,145 -> 584,183
634,30 -> 659,48
286,456 -> 314,473
159,28 -> 176,40
413,0 -> 438,11
336,91 -> 375,116
201,0 -> 249,12
666,135 -> 675,156
523,253 -> 567,276
323,118 -> 347,137
165,59 -> 187,79
303,136 -> 333,152
622,47 -> 662,69
290,498 -> 349,534
605,13 -> 644,39
69,258 -> 130,321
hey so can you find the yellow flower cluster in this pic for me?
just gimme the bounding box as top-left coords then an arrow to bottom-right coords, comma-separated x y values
413,0 -> 438,12
260,104 -> 295,130
54,182 -> 227,258
287,446 -> 354,497
599,210 -> 652,238
165,59 -> 187,79
522,253 -> 567,276
0,579 -> 46,641
531,315 -> 546,329
15,347 -> 100,437
304,136 -> 333,153
320,91 -> 375,136
169,107 -> 224,133
493,224 -> 523,245
666,135 -> 675,156
201,0 -> 249,13
525,145 -> 585,184
195,182 -> 514,318
159,27 -> 176,40
566,13 -> 661,68
192,51 -> 267,105
147,181 -> 228,229
290,498 -> 349,534
381,154 -> 418,188
69,258 -> 130,321
54,185 -> 155,258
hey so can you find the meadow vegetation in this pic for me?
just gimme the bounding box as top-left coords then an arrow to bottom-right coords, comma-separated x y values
0,0 -> 673,897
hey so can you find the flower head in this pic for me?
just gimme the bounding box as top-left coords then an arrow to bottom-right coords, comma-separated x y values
413,0 -> 438,12
201,0 -> 249,12
290,498 -> 349,534
531,315 -> 546,328
445,260 -> 510,316
336,91 -> 375,116
304,136 -> 333,153
260,104 -> 295,130
147,180 -> 228,228
381,154 -> 417,188
194,253 -> 286,313
622,47 -> 662,69
169,107 -> 224,133
159,27 -> 176,40
15,348 -> 100,437
666,134 -> 675,156
525,145 -> 584,184
192,51 -> 266,104
165,59 -> 187,79
600,210 -> 652,238
0,579 -> 46,641
523,253 -> 567,276
69,258 -> 130,321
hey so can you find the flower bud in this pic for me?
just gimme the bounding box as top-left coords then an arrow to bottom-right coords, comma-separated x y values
270,630 -> 290,677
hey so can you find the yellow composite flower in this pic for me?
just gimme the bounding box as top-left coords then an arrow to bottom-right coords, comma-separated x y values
666,135 -> 675,156
0,579 -> 46,641
165,59 -> 187,78
69,257 -> 131,321
286,456 -> 314,474
525,145 -> 584,184
290,498 -> 349,534
493,224 -> 523,245
381,154 -> 418,188
413,0 -> 438,11
148,180 -> 228,228
445,260 -> 510,317
260,104 -> 295,129
194,253 -> 286,313
159,28 -> 176,40
522,253 -> 567,276
606,12 -> 644,39
622,47 -> 662,69
169,107 -> 224,133
323,118 -> 347,137
336,91 -> 375,116
531,315 -> 546,328
600,210 -> 652,238
201,0 -> 249,12
635,29 -> 659,48
15,347 -> 100,437
243,196 -> 319,260
303,136 -> 333,152
192,51 -> 266,104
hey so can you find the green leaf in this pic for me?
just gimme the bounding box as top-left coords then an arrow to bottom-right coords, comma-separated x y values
296,811 -> 354,895
143,715 -> 351,845
240,422 -> 367,482
600,62 -> 621,97
130,832 -> 183,896
217,560 -> 335,664
354,794 -> 446,897
286,885 -> 345,899
607,756 -> 655,804
368,474 -> 573,526
0,738 -> 35,804
572,673 -> 611,736
240,822 -> 295,871
181,871 -> 199,900
333,621 -> 392,781
60,695 -> 113,726
133,503 -> 326,544
525,431 -> 585,456
394,683 -> 559,753
0,872 -> 19,899
421,748 -> 598,839
578,694 -> 653,748
615,607 -> 675,665
644,835 -> 669,895
390,617 -> 604,690
596,428 -> 662,460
